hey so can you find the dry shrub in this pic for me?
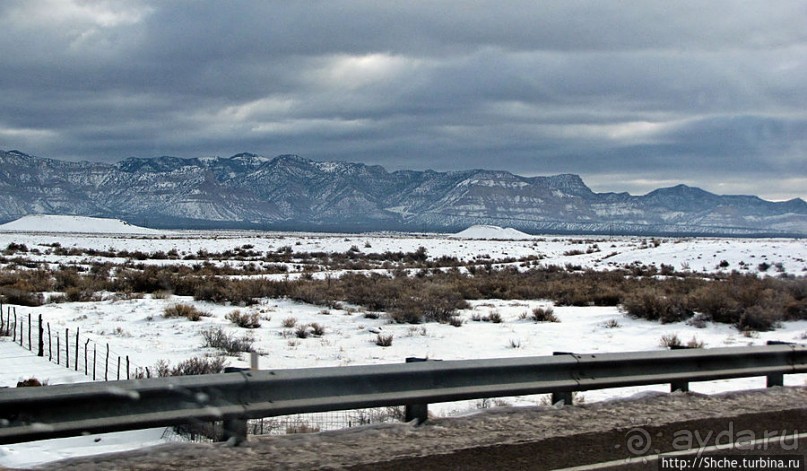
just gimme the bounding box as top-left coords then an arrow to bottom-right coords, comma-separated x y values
375,333 -> 394,347
603,319 -> 621,328
290,283 -> 341,309
389,284 -> 469,324
152,290 -> 173,300
294,324 -> 310,339
686,336 -> 705,348
156,356 -> 227,376
686,275 -> 798,330
64,287 -> 101,302
448,315 -> 464,327
0,287 -> 45,307
659,333 -> 682,348
621,289 -> 690,324
16,378 -> 43,387
164,303 -> 208,321
737,305 -> 780,332
531,307 -> 559,323
309,322 -> 326,336
226,310 -> 261,328
201,327 -> 254,353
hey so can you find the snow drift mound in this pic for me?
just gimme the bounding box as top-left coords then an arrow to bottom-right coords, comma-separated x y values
451,225 -> 534,240
0,215 -> 162,234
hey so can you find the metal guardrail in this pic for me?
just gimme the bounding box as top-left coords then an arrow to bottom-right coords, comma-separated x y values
1,345 -> 805,444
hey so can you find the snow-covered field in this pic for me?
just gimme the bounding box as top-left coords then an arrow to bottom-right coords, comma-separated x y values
1,218 -> 806,467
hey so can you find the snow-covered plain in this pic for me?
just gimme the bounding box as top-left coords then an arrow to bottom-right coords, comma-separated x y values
1,219 -> 806,467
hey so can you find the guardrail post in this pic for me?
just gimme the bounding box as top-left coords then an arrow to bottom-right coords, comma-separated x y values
404,357 -> 429,424
670,380 -> 689,393
221,367 -> 249,445
551,352 -> 574,405
766,373 -> 784,387
222,417 -> 248,445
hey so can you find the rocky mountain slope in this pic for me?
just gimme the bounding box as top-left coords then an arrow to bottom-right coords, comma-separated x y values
1,150 -> 805,235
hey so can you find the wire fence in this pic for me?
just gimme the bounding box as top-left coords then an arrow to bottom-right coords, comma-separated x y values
171,407 -> 407,443
0,302 -> 152,381
1,302 -> 409,440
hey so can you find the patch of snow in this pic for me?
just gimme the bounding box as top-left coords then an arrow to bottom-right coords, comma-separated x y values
0,215 -> 163,235
451,225 -> 534,240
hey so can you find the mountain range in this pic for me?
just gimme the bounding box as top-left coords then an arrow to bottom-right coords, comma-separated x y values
1,149 -> 805,236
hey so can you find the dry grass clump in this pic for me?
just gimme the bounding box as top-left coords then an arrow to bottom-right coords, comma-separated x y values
686,336 -> 705,348
388,284 -> 470,324
164,303 -> 209,321
603,319 -> 621,328
659,333 -> 682,348
531,307 -> 559,323
294,324 -> 309,339
375,333 -> 394,347
155,356 -> 227,376
226,309 -> 261,328
201,327 -> 254,354
309,322 -> 326,337
448,315 -> 464,327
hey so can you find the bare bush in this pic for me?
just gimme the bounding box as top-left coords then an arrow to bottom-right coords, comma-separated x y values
375,333 -> 394,347
155,356 -> 227,376
309,322 -> 326,337
621,289 -> 690,324
201,327 -> 254,354
164,303 -> 209,321
226,309 -> 261,328
660,333 -> 682,348
531,307 -> 559,323
603,319 -> 621,328
448,316 -> 464,327
686,336 -> 705,348
16,378 -> 44,387
295,324 -> 310,339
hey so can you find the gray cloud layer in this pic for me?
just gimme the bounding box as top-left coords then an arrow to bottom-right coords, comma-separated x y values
1,1 -> 805,200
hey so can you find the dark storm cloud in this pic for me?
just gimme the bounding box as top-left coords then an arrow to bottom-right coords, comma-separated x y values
0,0 -> 805,200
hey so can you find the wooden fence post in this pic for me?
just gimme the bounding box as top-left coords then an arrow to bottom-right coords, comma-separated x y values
93,345 -> 97,381
126,356 -> 130,380
65,328 -> 69,368
28,314 -> 32,351
105,343 -> 110,381
75,328 -> 80,371
37,314 -> 43,357
47,322 -> 52,361
84,339 -> 91,375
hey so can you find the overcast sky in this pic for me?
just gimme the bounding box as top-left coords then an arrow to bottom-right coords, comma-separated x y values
1,1 -> 805,200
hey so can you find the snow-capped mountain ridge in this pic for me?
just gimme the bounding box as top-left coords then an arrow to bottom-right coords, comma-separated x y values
1,150 -> 805,235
